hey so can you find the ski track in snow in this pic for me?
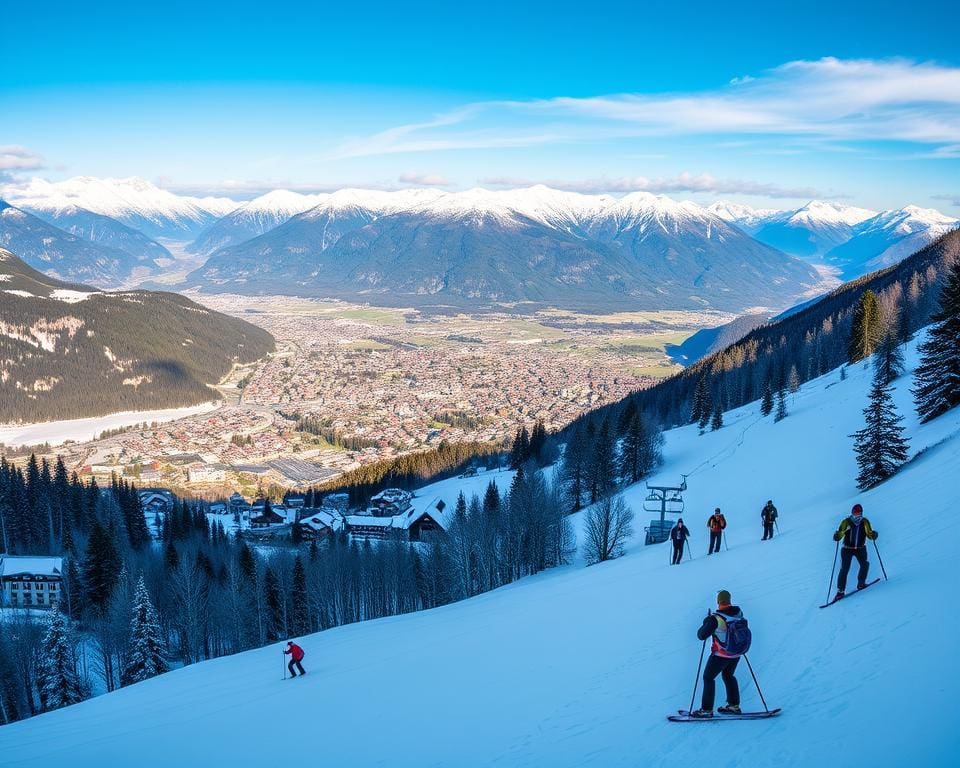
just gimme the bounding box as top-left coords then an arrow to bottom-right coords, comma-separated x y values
1,333 -> 959,766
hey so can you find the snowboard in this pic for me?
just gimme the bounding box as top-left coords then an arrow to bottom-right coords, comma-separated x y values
668,708 -> 781,722
819,578 -> 881,609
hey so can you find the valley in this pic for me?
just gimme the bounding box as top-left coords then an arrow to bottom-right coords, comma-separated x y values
11,295 -> 718,495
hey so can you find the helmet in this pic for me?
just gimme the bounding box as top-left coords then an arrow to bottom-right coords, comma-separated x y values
851,503 -> 863,516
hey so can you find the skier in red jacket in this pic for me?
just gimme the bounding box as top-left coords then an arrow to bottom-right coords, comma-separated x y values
284,641 -> 306,677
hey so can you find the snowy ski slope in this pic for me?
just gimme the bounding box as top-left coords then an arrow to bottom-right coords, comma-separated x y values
2,334 -> 958,767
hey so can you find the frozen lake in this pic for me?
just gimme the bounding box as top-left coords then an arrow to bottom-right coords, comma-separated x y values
0,402 -> 220,448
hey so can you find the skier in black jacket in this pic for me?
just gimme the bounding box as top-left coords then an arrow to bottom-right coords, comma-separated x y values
690,590 -> 743,718
670,518 -> 690,564
761,500 -> 778,540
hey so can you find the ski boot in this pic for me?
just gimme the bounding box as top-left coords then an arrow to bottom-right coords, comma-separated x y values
689,709 -> 714,718
717,704 -> 741,715
833,590 -> 845,601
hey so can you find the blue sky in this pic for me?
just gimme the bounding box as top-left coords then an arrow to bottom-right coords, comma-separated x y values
2,0 -> 959,210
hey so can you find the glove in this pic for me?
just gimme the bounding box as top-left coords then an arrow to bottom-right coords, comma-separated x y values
833,532 -> 842,542
869,531 -> 878,540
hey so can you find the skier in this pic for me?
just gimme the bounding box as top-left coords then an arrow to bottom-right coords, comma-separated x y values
284,640 -> 306,678
670,518 -> 690,564
690,590 -> 746,718
707,508 -> 726,554
761,500 -> 778,540
832,503 -> 878,600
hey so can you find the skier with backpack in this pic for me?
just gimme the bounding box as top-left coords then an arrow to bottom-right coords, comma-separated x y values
670,518 -> 690,564
689,589 -> 751,718
832,503 -> 878,600
707,508 -> 726,554
761,500 -> 778,540
284,640 -> 306,678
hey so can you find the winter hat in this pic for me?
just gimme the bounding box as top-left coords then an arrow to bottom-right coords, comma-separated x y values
851,503 -> 863,516
717,589 -> 731,606
714,507 -> 721,513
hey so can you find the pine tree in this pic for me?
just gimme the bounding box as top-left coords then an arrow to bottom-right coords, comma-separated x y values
852,368 -> 910,490
509,427 -> 531,469
788,365 -> 800,394
122,576 -> 167,686
913,259 -> 960,422
848,289 -> 882,363
37,605 -> 85,712
774,389 -> 788,422
874,331 -> 905,385
690,376 -> 708,425
710,404 -> 723,431
760,379 -> 774,417
290,556 -> 309,636
82,520 -> 122,615
840,365 -> 847,381
697,383 -> 713,431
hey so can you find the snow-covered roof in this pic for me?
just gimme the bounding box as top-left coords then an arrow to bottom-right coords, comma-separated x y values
0,556 -> 64,578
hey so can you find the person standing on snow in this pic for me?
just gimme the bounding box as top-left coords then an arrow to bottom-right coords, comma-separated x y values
690,590 -> 746,718
707,508 -> 726,554
284,640 -> 306,678
832,503 -> 878,600
761,500 -> 778,540
670,518 -> 690,564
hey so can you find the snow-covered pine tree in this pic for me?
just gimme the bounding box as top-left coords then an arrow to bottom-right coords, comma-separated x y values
710,404 -> 723,431
913,258 -> 960,423
121,575 -> 168,686
848,289 -> 882,363
788,365 -> 800,394
37,604 -> 85,712
852,367 -> 910,490
774,389 -> 788,422
760,379 -> 774,417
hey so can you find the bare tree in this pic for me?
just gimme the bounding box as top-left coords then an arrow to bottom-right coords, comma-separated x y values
583,495 -> 635,565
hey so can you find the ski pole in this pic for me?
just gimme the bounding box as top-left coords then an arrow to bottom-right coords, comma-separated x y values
686,539 -> 693,561
774,519 -> 781,536
688,635 -> 707,714
723,530 -> 729,551
872,539 -> 888,580
826,539 -> 840,603
743,653 -> 770,713
282,650 -> 286,681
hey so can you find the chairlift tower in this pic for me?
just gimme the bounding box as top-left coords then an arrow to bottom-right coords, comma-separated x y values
643,475 -> 687,545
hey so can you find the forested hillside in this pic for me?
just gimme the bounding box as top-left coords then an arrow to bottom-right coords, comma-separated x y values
0,248 -> 274,423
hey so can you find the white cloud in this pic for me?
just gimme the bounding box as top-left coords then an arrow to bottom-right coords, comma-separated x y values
479,172 -> 837,200
932,194 -> 960,208
0,145 -> 45,184
333,58 -> 960,159
397,172 -> 452,186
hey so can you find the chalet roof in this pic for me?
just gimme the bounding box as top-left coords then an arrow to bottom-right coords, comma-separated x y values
300,508 -> 344,532
0,556 -> 64,579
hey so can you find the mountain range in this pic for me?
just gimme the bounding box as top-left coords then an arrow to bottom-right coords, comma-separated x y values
712,200 -> 957,279
0,247 -> 274,424
2,176 -> 956,311
186,186 -> 825,313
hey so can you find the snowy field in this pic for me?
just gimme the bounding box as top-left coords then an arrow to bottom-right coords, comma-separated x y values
1,334 -> 958,766
0,402 -> 219,448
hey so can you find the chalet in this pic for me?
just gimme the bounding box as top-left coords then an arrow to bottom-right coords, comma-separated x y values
297,508 -> 345,540
228,493 -> 250,516
344,498 -> 450,541
0,555 -> 64,609
138,488 -> 176,514
284,494 -> 306,509
368,488 -> 413,517
249,501 -> 285,528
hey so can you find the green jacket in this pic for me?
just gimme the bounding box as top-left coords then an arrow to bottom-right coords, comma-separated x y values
833,517 -> 877,548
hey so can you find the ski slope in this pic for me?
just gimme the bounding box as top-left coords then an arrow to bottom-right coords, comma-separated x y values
2,335 -> 958,767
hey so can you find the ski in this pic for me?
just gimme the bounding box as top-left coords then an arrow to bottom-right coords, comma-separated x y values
819,578 -> 881,609
668,708 -> 781,722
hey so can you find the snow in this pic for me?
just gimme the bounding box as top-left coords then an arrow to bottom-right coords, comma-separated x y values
1,331 -> 956,766
0,556 -> 64,578
0,402 -> 220,448
785,200 -> 877,228
3,289 -> 33,297
49,289 -> 97,303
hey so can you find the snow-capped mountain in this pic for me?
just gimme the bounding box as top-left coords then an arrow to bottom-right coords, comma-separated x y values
6,177 -> 237,240
24,203 -> 171,271
189,186 -> 824,313
0,201 -> 142,287
824,205 -> 958,278
706,201 -> 778,229
741,201 -> 877,258
187,190 -> 330,255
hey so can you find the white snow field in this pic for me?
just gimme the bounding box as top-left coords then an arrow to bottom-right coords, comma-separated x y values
2,335 -> 958,767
